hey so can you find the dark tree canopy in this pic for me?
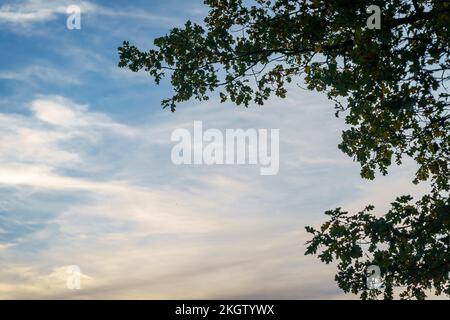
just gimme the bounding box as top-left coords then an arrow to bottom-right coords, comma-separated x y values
118,0 -> 450,299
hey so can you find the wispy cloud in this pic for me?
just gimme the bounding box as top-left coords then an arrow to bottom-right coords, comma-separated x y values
0,90 -> 426,299
0,96 -> 133,170
0,93 -> 334,298
30,96 -> 134,135
0,65 -> 81,85
0,0 -> 181,27
0,243 -> 16,250
0,0 -> 96,24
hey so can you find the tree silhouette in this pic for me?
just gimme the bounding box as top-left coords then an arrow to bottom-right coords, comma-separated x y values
118,0 -> 449,299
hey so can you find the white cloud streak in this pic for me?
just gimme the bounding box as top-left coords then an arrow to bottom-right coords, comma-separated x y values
0,0 -> 181,26
0,0 -> 96,24
0,65 -> 81,85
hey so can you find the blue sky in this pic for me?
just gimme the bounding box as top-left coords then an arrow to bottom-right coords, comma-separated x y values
0,0 -> 429,299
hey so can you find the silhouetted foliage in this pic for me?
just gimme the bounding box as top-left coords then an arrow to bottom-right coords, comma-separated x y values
118,0 -> 449,299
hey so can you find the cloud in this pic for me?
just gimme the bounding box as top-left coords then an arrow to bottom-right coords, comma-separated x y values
0,243 -> 15,250
0,96 -> 133,171
0,264 -> 94,298
0,228 -> 342,299
0,93 -> 341,299
0,0 -> 181,27
30,96 -> 134,135
0,65 -> 81,85
0,91 -> 429,299
0,0 -> 95,24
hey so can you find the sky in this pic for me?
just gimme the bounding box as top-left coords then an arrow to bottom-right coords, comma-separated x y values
0,0 -> 430,299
